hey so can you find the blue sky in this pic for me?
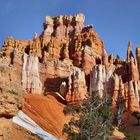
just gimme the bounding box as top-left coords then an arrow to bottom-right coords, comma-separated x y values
0,0 -> 140,59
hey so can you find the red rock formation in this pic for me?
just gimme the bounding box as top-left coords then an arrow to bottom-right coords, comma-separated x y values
2,36 -> 32,57
126,81 -> 140,112
65,68 -> 87,103
128,57 -> 139,81
40,59 -> 72,92
112,74 -> 120,110
42,16 -> 54,46
2,13 -> 140,110
90,64 -> 115,98
82,45 -> 96,75
74,13 -> 85,35
102,48 -> 109,67
22,94 -> 71,140
54,16 -> 66,41
90,64 -> 106,98
136,46 -> 140,78
126,41 -> 133,62
114,57 -> 139,83
90,57 -> 140,113
0,118 -> 40,140
2,14 -> 104,73
2,36 -> 15,57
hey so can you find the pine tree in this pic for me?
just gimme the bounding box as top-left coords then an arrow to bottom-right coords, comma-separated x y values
113,94 -> 126,128
63,91 -> 113,140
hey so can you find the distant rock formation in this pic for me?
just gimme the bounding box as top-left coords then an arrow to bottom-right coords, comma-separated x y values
90,49 -> 140,112
2,13 -> 104,67
126,41 -> 133,62
136,47 -> 140,79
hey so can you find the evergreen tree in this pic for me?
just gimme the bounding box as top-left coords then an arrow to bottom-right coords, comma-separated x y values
63,91 -> 113,140
113,94 -> 126,128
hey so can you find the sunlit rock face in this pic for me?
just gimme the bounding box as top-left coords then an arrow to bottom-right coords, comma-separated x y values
39,59 -> 73,92
136,47 -> 140,79
90,64 -> 115,98
1,13 -> 140,110
0,60 -> 24,117
90,64 -> 106,98
111,75 -> 140,113
65,67 -> 87,103
1,13 -> 104,103
82,45 -> 96,75
21,53 -> 42,94
126,41 -> 133,62
90,52 -> 140,112
2,13 -> 104,66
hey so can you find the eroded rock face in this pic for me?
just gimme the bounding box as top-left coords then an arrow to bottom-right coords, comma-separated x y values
0,61 -> 24,118
90,64 -> 106,98
65,67 -> 87,103
1,14 -> 104,102
2,36 -> 32,58
82,45 -> 96,75
2,13 -> 104,67
54,16 -> 66,41
114,57 -> 139,83
0,93 -> 22,118
40,59 -> 87,103
90,64 -> 115,98
74,13 -> 85,35
126,41 -> 133,62
90,58 -> 140,112
111,75 -> 140,112
102,48 -> 109,67
112,74 -> 120,111
128,57 -> 139,81
40,59 -> 73,92
136,47 -> 140,79
126,81 -> 140,112
21,53 -> 42,94
1,13 -> 140,110
43,16 -> 54,37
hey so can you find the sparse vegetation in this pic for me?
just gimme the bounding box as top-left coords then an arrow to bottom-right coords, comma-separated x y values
113,93 -> 126,128
63,91 -> 113,140
63,104 -> 80,115
0,63 -> 24,100
123,133 -> 140,140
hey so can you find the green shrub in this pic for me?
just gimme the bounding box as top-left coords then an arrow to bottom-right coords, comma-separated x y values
63,91 -> 113,140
